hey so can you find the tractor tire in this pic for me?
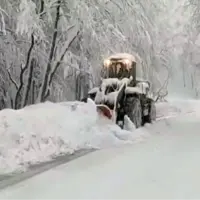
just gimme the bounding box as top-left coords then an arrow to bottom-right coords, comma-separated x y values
124,97 -> 142,128
145,100 -> 156,123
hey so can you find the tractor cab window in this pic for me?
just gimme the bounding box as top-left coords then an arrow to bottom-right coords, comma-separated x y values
101,60 -> 132,79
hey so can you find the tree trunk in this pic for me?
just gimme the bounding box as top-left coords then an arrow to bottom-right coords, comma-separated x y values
38,0 -> 61,102
21,58 -> 35,107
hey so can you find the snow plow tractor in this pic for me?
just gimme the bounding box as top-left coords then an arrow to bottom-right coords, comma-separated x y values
86,53 -> 156,129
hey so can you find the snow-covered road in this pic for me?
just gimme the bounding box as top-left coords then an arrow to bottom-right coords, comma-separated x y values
0,99 -> 200,199
0,98 -> 186,175
0,149 -> 94,190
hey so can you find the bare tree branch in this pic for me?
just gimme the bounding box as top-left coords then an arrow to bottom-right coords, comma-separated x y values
14,33 -> 35,109
49,30 -> 80,86
43,30 -> 80,100
6,64 -> 19,91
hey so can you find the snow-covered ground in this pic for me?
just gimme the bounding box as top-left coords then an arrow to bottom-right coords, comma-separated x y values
0,98 -> 199,175
0,99 -> 200,199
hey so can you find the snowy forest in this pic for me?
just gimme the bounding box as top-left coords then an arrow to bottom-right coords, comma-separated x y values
0,0 -> 199,110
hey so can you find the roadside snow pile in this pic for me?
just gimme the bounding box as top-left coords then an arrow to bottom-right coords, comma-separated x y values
0,100 -> 144,174
0,98 -> 198,174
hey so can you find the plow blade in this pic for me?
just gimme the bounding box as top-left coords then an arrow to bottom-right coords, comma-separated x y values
96,83 -> 126,122
84,98 -> 113,119
96,104 -> 113,119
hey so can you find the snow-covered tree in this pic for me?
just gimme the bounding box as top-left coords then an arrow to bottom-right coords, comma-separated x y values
0,0 -> 197,109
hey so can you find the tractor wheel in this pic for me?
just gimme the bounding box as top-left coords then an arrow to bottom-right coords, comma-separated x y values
125,97 -> 142,128
145,100 -> 156,123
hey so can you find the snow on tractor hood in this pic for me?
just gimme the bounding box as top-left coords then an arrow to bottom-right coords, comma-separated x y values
94,77 -> 133,104
100,77 -> 132,91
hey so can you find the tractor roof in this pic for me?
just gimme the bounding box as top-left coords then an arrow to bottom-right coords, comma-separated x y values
106,53 -> 136,63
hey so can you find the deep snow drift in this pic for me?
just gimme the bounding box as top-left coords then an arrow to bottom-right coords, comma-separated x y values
0,98 -> 199,174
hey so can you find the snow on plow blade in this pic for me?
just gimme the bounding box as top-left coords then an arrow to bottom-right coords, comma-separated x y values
84,98 -> 113,120
96,104 -> 113,119
94,83 -> 126,122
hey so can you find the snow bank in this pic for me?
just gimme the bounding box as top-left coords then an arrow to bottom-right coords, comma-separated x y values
0,100 -> 143,174
0,98 -> 199,174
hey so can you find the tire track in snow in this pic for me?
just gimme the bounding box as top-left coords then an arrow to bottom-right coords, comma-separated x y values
156,110 -> 195,121
0,149 -> 95,190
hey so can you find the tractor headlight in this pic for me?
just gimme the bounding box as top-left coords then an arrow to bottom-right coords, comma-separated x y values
123,59 -> 131,70
123,59 -> 130,65
103,59 -> 111,67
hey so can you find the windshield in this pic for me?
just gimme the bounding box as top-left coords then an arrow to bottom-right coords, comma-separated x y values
101,61 -> 132,79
